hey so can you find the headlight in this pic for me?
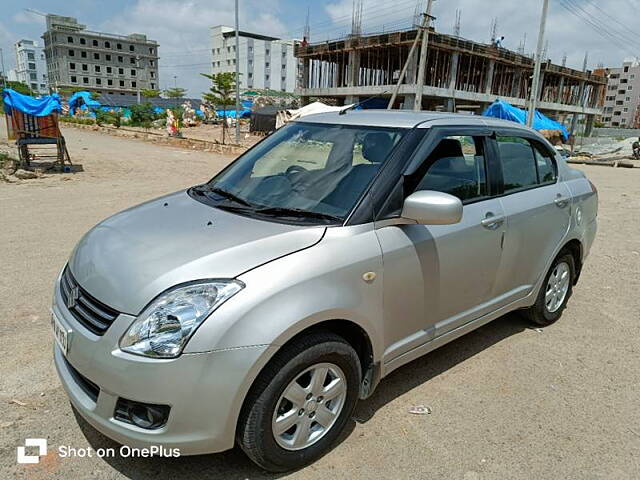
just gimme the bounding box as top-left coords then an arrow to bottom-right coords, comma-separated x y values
120,280 -> 244,358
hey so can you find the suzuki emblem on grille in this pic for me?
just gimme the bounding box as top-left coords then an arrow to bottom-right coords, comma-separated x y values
67,286 -> 80,309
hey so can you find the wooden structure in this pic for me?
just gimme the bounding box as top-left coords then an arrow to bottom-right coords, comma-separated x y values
5,110 -> 71,168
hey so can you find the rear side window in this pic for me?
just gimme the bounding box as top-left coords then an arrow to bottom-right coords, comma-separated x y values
497,136 -> 556,193
412,135 -> 488,203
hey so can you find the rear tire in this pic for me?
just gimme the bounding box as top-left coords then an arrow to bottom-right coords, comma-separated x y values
237,331 -> 361,472
524,250 -> 575,326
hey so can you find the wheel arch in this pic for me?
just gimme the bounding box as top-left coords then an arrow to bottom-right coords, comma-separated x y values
561,238 -> 583,284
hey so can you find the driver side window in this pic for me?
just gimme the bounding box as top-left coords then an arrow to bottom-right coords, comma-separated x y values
411,135 -> 489,204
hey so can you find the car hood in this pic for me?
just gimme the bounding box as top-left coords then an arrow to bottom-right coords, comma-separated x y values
68,190 -> 325,314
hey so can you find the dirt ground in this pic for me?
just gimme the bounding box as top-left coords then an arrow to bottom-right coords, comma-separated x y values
1,122 -> 639,479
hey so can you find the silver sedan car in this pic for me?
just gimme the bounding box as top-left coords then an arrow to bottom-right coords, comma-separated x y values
52,111 -> 597,471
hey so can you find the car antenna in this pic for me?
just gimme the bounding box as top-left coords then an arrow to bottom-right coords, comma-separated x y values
338,90 -> 389,115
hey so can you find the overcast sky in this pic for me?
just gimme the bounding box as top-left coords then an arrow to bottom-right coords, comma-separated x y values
2,0 -> 637,96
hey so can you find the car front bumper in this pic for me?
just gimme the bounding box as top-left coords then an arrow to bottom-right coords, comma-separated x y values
52,275 -> 276,455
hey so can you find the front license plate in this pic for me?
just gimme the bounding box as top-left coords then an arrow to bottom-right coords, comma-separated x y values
52,312 -> 71,355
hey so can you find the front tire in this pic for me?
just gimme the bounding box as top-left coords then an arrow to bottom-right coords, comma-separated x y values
524,250 -> 575,326
237,331 -> 361,472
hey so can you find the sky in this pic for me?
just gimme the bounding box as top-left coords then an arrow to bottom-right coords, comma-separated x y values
2,0 -> 638,96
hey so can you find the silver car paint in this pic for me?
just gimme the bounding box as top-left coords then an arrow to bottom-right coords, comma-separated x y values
54,111 -> 597,455
69,190 -> 325,314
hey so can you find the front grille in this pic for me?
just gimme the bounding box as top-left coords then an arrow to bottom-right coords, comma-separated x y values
64,356 -> 100,402
60,266 -> 120,335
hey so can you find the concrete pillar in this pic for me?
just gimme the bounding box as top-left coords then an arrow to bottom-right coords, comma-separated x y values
584,114 -> 595,137
347,50 -> 361,87
511,69 -> 522,98
301,58 -> 310,89
556,76 -> 565,104
446,53 -> 460,112
536,72 -> 546,101
402,94 -> 416,110
485,60 -> 495,95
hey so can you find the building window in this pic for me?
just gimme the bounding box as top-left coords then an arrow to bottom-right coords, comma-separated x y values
28,62 -> 37,70
117,43 -> 122,50
27,52 -> 35,60
131,81 -> 137,88
68,49 -> 75,56
624,107 -> 629,112
266,74 -> 269,80
96,78 -> 102,85
92,39 -> 98,47
129,45 -> 135,51
119,80 -> 125,87
149,47 -> 154,54
624,66 -> 629,73
130,57 -> 135,64
150,60 -> 155,66
118,56 -> 123,62
266,62 -> 270,68
95,65 -> 101,73
131,69 -> 136,76
151,82 -> 155,89
106,66 -> 112,74
70,75 -> 77,83
118,68 -> 124,74
94,53 -> 100,60
69,62 -> 76,70
82,64 -> 88,71
266,49 -> 270,55
282,76 -> 286,82
107,79 -> 113,86
106,54 -> 111,61
80,38 -> 86,45
629,86 -> 633,90
81,51 -> 87,58
83,77 -> 89,84
105,41 -> 111,48
67,36 -> 74,43
248,72 -> 253,78
150,71 -> 155,78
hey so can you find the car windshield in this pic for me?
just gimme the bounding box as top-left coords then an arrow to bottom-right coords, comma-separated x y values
193,122 -> 406,224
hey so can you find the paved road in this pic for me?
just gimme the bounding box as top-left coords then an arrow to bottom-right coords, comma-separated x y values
1,124 -> 639,479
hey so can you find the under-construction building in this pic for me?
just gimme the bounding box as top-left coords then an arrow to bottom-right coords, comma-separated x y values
295,27 -> 605,135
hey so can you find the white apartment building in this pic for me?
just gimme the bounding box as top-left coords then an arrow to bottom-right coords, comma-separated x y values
211,26 -> 299,93
601,61 -> 640,128
14,39 -> 48,95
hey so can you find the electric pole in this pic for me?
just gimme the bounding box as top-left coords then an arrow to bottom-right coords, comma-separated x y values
234,0 -> 241,144
414,0 -> 435,111
527,0 -> 549,127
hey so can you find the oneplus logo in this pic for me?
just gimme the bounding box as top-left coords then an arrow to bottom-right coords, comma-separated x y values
17,438 -> 47,464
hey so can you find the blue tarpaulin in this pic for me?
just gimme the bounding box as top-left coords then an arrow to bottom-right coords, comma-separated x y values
483,100 -> 569,140
216,108 -> 251,119
68,91 -> 102,115
2,89 -> 62,116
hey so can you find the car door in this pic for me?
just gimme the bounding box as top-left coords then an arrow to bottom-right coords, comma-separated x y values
491,133 -> 572,301
375,128 -> 507,362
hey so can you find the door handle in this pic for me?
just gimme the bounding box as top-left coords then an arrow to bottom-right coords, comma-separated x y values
481,213 -> 505,229
554,196 -> 569,208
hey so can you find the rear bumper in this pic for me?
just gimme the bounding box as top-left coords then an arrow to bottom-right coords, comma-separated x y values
52,274 -> 276,455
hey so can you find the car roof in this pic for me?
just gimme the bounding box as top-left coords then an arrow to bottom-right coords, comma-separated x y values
295,109 -> 537,133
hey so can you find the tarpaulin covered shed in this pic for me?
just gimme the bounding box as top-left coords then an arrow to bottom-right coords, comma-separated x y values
250,106 -> 281,133
68,91 -> 102,115
483,100 -> 569,140
2,88 -> 62,117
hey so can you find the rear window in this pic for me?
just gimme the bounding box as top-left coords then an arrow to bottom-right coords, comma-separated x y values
497,136 -> 556,193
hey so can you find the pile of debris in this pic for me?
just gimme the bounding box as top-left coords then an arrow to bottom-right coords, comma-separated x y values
563,137 -> 638,168
0,151 -> 43,183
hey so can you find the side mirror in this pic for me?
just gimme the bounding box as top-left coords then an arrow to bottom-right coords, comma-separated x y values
401,190 -> 463,225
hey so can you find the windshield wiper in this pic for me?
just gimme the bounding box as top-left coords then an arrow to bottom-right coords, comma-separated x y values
193,184 -> 252,207
253,206 -> 342,223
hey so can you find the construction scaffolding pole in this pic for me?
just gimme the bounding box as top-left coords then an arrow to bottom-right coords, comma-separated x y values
414,0 -> 435,111
387,6 -> 429,109
527,0 -> 549,126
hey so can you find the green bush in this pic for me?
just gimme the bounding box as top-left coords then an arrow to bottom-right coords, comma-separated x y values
59,115 -> 95,125
129,103 -> 161,128
95,110 -> 123,128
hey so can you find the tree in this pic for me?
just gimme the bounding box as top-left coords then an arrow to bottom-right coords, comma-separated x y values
201,72 -> 236,144
141,88 -> 161,98
1,81 -> 32,96
164,87 -> 187,109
